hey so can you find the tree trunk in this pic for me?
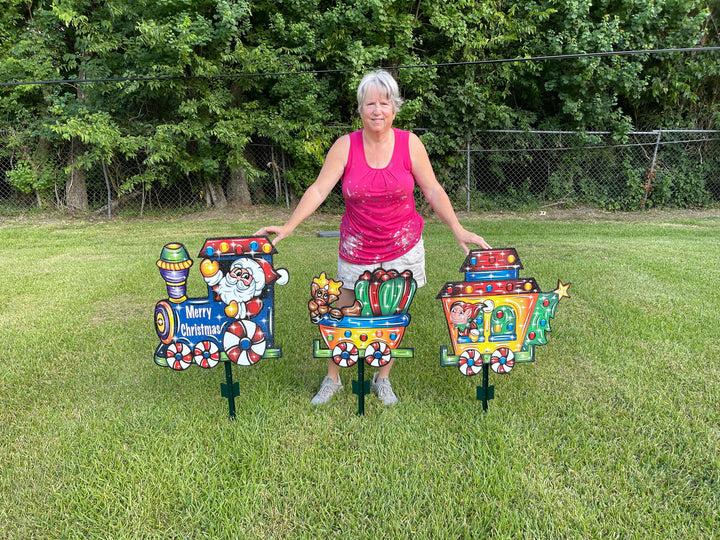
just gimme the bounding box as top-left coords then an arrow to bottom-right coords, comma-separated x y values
65,137 -> 88,211
226,163 -> 252,206
204,178 -> 227,209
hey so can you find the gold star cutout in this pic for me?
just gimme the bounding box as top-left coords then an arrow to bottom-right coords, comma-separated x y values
554,281 -> 571,299
313,272 -> 329,289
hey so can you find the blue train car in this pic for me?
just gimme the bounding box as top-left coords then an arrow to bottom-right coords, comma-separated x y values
153,236 -> 288,370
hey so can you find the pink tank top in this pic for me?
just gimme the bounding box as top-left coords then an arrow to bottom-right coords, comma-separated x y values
339,128 -> 424,265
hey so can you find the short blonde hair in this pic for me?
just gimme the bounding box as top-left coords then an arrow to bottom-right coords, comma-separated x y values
356,70 -> 404,114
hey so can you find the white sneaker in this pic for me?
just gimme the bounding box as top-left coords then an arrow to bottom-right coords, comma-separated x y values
311,376 -> 343,405
371,373 -> 398,406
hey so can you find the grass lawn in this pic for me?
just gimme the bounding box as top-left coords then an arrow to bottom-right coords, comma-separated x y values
1,208 -> 718,538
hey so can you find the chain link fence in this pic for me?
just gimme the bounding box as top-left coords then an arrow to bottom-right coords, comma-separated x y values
1,129 -> 718,217
448,130 -> 720,211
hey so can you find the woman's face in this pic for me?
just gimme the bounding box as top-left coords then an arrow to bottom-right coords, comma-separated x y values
360,86 -> 395,133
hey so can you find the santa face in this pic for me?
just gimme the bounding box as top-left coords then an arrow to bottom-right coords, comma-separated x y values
229,265 -> 253,288
216,259 -> 265,305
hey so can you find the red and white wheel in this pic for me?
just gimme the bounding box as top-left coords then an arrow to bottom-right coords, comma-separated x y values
223,320 -> 266,366
490,347 -> 515,374
332,341 -> 359,367
193,339 -> 221,369
458,349 -> 483,376
364,341 -> 392,367
166,340 -> 192,371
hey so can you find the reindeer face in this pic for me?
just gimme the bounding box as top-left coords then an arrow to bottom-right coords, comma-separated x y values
309,273 -> 344,319
311,284 -> 337,306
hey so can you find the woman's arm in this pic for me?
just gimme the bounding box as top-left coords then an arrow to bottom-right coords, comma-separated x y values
254,135 -> 350,244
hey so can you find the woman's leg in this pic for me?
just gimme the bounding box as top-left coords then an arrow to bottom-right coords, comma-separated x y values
325,287 -> 358,380
335,286 -> 395,378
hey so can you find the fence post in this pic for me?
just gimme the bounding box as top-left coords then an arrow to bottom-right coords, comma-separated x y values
466,140 -> 471,212
642,130 -> 662,210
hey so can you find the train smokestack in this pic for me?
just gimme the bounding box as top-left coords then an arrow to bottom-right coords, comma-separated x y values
157,243 -> 193,303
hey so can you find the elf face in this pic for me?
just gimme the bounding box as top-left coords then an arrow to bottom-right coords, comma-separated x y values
450,302 -> 473,326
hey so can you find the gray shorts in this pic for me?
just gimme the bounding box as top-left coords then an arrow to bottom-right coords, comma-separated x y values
337,238 -> 426,289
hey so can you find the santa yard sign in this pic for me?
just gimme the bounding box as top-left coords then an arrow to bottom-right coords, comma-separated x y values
153,236 -> 289,418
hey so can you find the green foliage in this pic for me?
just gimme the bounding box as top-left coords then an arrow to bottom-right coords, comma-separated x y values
648,155 -> 712,208
517,0 -> 717,132
0,0 -> 718,208
543,148 -> 648,210
4,160 -> 36,193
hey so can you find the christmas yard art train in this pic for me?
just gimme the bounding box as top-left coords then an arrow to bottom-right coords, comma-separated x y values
437,248 -> 571,409
153,236 -> 289,418
153,240 -> 569,416
309,268 -> 417,414
307,247 -> 570,412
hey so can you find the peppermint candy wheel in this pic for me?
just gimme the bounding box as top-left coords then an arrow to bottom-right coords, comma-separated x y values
166,340 -> 192,370
490,347 -> 515,374
458,349 -> 483,376
223,320 -> 266,366
332,341 -> 359,367
193,339 -> 221,369
364,341 -> 392,367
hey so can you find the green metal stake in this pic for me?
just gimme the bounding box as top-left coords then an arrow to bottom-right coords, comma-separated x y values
221,361 -> 239,420
352,359 -> 371,415
476,363 -> 495,412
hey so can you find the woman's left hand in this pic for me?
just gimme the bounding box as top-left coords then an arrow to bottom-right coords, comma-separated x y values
454,228 -> 491,254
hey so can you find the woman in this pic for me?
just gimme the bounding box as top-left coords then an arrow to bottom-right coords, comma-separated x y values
255,70 -> 491,406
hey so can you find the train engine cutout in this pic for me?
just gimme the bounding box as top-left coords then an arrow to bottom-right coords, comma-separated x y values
154,237 -> 288,371
437,248 -> 570,406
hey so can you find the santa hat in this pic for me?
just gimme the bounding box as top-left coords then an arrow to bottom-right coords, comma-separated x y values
252,258 -> 289,287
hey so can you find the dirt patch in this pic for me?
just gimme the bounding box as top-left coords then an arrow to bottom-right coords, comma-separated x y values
456,206 -> 720,223
164,204 -> 720,225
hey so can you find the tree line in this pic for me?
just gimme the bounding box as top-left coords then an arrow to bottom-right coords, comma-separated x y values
1,0 -> 718,211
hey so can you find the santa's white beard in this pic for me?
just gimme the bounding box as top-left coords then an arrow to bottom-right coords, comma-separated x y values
216,276 -> 258,305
